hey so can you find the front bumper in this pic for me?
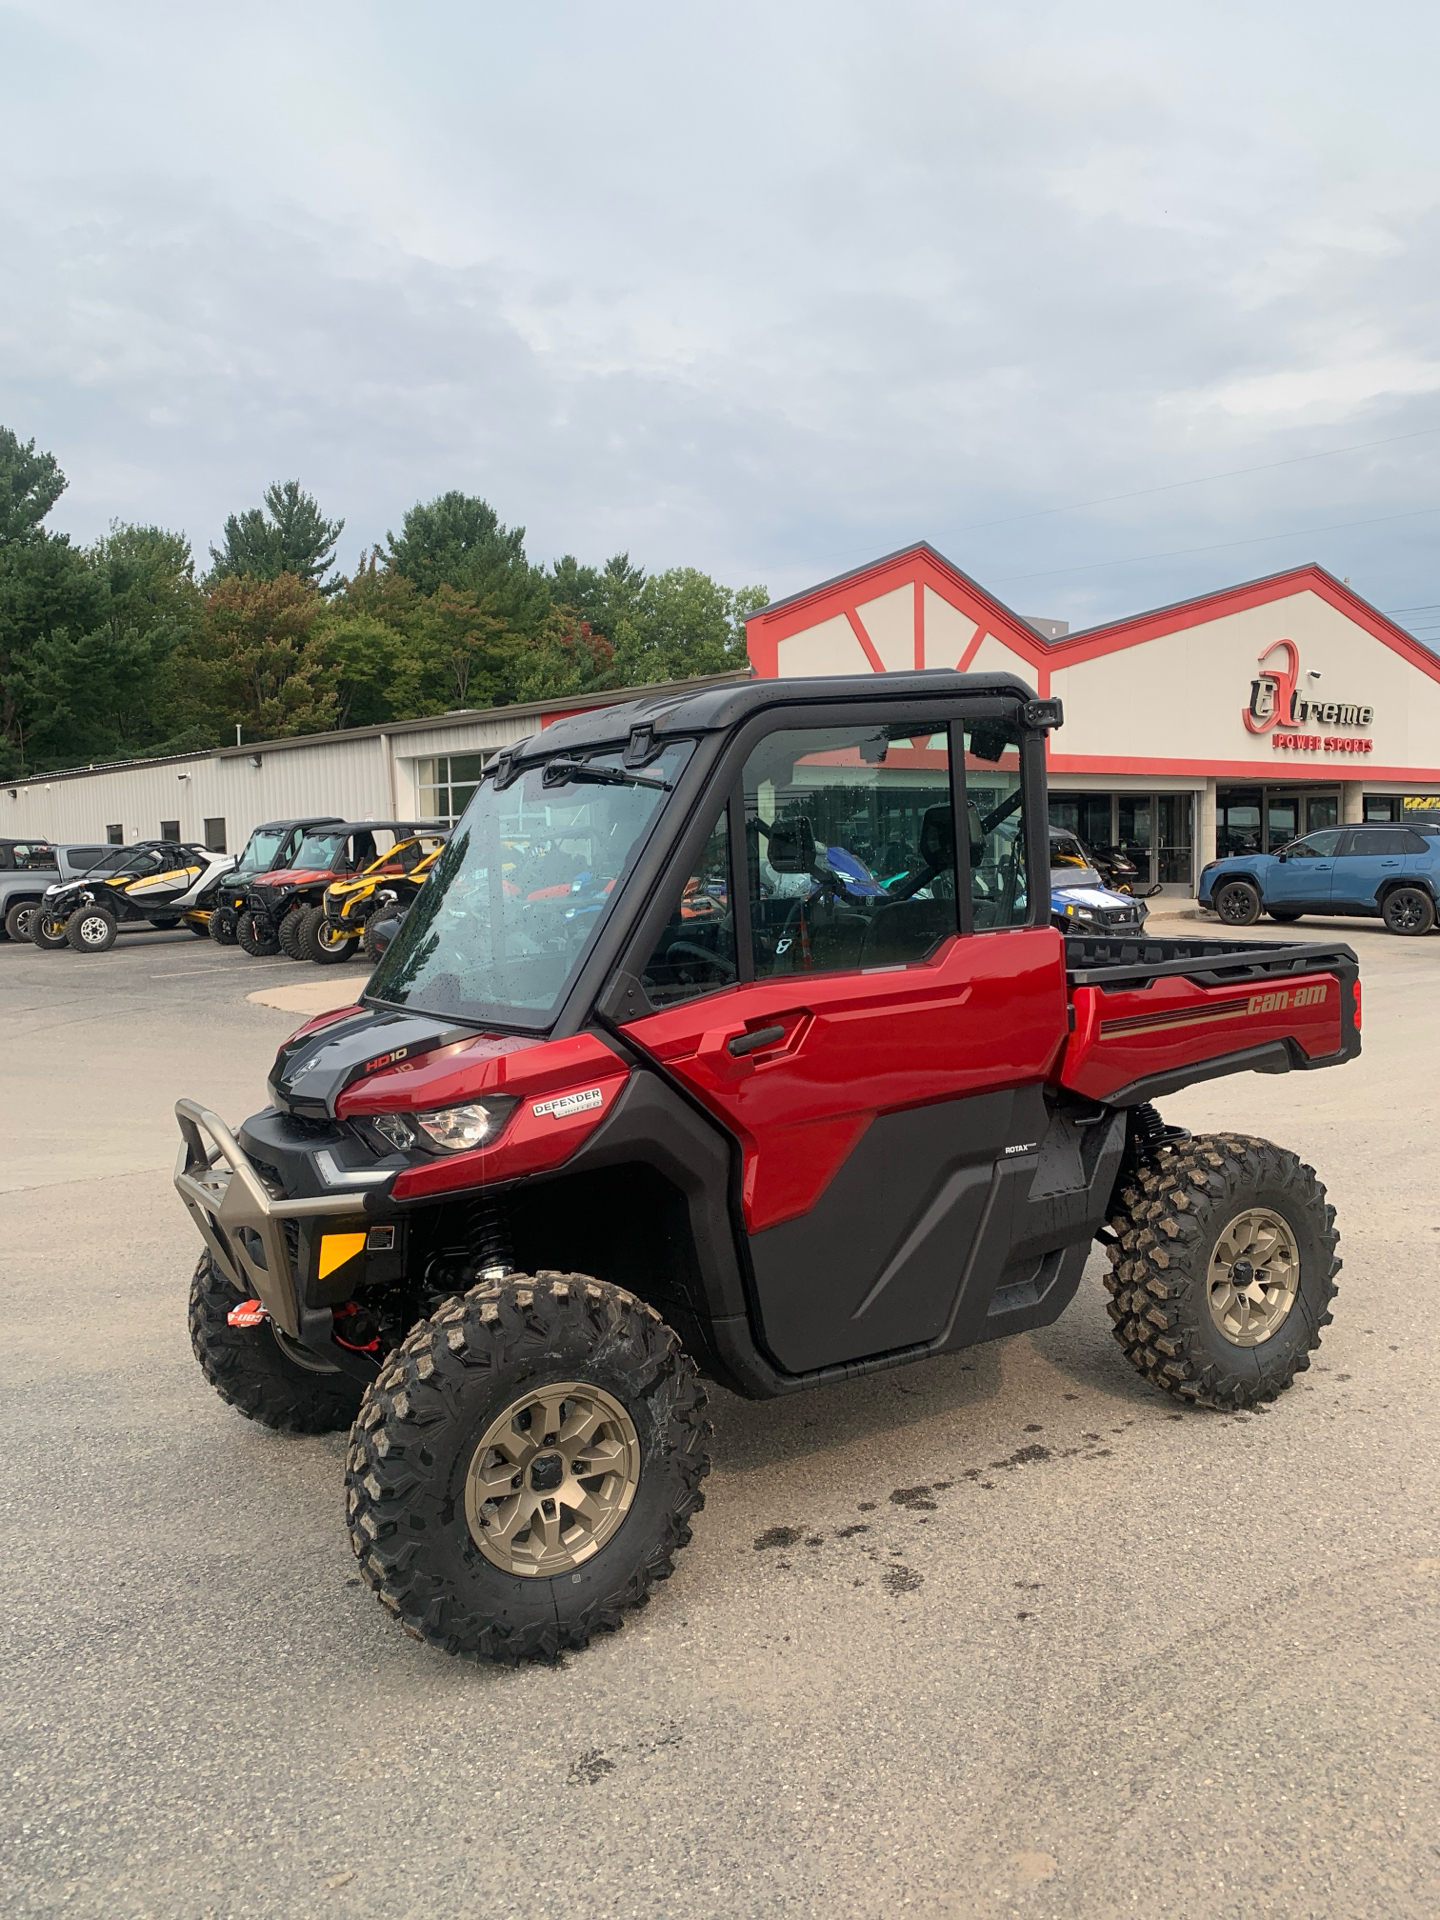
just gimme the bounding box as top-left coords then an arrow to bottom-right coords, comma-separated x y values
174,1099 -> 377,1339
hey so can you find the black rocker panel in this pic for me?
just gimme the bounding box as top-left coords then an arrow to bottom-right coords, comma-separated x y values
747,1086 -> 1049,1373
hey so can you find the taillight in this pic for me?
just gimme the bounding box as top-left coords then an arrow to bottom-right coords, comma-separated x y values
1352,980 -> 1362,1030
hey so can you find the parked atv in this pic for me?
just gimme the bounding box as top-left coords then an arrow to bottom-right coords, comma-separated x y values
176,672 -> 1358,1666
1048,827 -> 1148,934
312,832 -> 448,964
235,822 -> 440,963
35,840 -> 235,952
206,817 -> 344,945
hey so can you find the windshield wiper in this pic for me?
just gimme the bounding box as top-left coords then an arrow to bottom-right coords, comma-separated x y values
541,758 -> 672,792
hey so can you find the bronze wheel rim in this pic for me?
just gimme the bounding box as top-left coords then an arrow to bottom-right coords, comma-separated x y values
1208,1207 -> 1300,1347
464,1381 -> 640,1577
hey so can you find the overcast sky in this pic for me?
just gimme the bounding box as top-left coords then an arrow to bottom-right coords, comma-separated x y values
3,0 -> 1439,640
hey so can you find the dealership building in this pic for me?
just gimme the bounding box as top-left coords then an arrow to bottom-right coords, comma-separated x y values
745,545 -> 1440,893
9,544 -> 1440,897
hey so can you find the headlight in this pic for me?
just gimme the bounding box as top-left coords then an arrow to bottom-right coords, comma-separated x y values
412,1096 -> 518,1153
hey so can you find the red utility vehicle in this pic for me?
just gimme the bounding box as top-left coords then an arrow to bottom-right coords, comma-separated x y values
176,672 -> 1359,1664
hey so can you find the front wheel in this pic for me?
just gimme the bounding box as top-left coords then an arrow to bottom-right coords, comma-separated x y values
4,901 -> 37,942
236,909 -> 279,956
346,1274 -> 711,1664
302,906 -> 360,964
67,906 -> 118,952
1104,1132 -> 1339,1407
31,909 -> 71,950
277,905 -> 309,960
210,905 -> 238,945
1382,887 -> 1435,936
188,1253 -> 364,1432
1214,879 -> 1261,926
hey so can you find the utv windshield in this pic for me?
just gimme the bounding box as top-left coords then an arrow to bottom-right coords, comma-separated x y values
291,830 -> 349,870
368,742 -> 691,1029
231,827 -> 288,877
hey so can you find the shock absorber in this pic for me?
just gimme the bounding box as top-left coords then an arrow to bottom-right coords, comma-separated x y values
465,1190 -> 515,1283
1131,1101 -> 1190,1158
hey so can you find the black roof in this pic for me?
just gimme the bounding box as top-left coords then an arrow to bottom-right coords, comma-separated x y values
252,816 -> 344,832
509,669 -> 1036,763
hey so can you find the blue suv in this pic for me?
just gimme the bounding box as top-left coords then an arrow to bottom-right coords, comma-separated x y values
1198,823 -> 1440,935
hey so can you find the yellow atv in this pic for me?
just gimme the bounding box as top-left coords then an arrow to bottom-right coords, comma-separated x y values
313,833 -> 448,964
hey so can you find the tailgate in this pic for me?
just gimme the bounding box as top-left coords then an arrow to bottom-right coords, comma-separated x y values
1058,938 -> 1360,1106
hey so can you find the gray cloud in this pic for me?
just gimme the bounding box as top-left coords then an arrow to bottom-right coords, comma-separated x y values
3,0 -> 1439,635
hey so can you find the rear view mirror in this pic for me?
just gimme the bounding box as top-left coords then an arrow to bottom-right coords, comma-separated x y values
767,817 -> 816,874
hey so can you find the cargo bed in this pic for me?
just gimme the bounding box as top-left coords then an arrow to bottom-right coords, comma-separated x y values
1058,933 -> 1361,1107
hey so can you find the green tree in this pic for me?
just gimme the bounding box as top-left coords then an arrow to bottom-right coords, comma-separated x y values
547,551 -> 646,642
195,572 -> 337,739
0,427 -> 66,544
0,429 -> 104,773
209,480 -> 345,592
385,492 -> 551,634
610,567 -> 767,684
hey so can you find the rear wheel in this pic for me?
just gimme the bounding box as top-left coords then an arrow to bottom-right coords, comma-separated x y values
4,901 -> 37,942
1104,1132 -> 1339,1407
210,905 -> 238,945
236,909 -> 279,956
1214,880 -> 1261,926
31,909 -> 71,950
188,1253 -> 364,1433
302,905 -> 360,964
1382,887 -> 1435,935
66,907 -> 118,952
346,1273 -> 710,1664
277,905 -> 309,960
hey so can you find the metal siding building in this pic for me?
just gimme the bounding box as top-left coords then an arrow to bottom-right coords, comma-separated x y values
3,674 -> 748,851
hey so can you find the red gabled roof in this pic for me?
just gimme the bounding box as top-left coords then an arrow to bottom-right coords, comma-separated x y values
1048,561 -> 1440,685
747,546 -> 1440,689
746,541 -> 1049,675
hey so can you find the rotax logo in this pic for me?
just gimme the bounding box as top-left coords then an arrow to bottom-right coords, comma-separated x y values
1244,640 -> 1373,755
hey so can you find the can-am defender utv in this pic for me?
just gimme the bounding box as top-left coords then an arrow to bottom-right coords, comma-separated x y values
235,822 -> 440,962
316,831 -> 448,964
35,840 -> 236,952
176,672 -> 1361,1665
207,818 -> 344,945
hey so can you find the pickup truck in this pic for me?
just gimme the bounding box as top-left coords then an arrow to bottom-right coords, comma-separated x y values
174,670 -> 1359,1666
0,841 -> 115,942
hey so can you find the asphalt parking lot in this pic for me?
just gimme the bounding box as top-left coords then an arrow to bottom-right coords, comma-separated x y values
4,913 -> 1439,1919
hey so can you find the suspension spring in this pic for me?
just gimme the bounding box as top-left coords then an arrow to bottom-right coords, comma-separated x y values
465,1191 -> 515,1282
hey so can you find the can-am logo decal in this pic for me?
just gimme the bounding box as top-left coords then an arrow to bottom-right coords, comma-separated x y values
532,1087 -> 605,1119
1247,984 -> 1328,1014
1244,640 -> 1373,749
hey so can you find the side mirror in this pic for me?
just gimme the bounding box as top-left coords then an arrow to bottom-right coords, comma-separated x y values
767,817 -> 816,874
1277,851 -> 1288,862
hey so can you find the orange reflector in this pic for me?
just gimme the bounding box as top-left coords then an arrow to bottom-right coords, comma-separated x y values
318,1231 -> 367,1280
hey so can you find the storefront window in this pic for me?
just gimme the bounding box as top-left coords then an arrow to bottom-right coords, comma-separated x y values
1156,794 -> 1193,885
1048,792 -> 1113,854
414,752 -> 491,826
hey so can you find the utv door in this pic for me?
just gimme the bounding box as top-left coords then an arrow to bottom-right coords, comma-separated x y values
617,703 -> 1067,1374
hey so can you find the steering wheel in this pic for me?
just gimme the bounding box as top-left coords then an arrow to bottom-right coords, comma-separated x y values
663,939 -> 736,984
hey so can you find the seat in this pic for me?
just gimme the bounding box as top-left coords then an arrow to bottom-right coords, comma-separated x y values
859,899 -> 952,967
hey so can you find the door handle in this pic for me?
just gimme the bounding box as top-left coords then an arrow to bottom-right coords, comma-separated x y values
727,1024 -> 787,1057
